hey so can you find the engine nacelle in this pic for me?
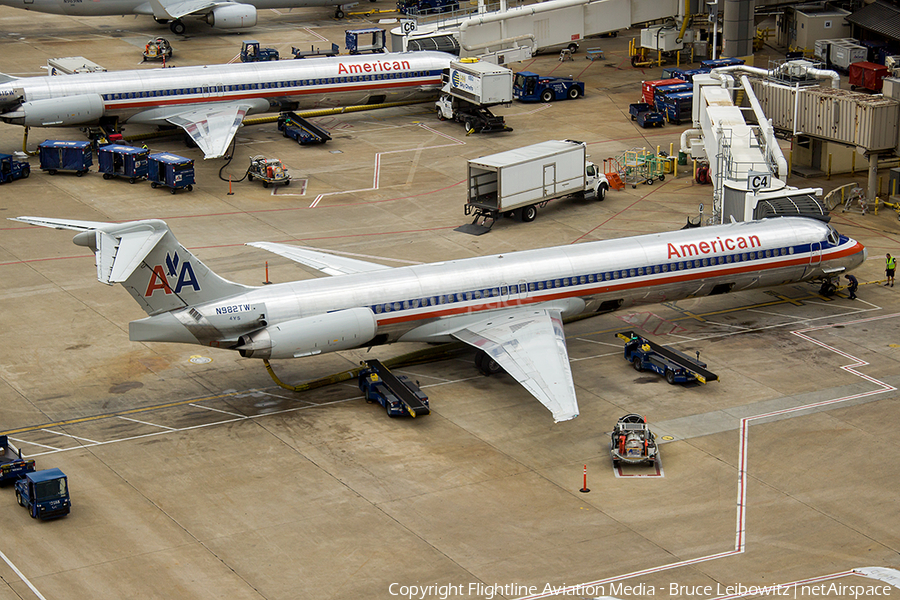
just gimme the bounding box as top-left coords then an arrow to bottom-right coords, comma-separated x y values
207,4 -> 257,29
3,93 -> 104,127
237,307 -> 377,360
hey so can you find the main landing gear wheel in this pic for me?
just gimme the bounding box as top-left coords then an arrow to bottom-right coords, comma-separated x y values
475,350 -> 502,375
335,8 -> 345,18
170,20 -> 186,34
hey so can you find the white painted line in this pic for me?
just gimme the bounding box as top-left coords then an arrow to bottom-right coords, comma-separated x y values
41,429 -> 99,444
9,437 -> 61,451
574,338 -> 622,347
0,547 -> 47,600
188,403 -> 245,418
118,417 -> 176,430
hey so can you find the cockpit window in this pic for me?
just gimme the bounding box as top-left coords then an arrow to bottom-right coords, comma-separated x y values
827,227 -> 840,246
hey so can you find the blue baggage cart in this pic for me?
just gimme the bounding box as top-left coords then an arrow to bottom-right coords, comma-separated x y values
37,140 -> 92,176
700,57 -> 745,69
98,144 -> 149,184
148,152 -> 194,194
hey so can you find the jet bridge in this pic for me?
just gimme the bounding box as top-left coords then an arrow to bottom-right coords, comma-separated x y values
681,65 -> 830,224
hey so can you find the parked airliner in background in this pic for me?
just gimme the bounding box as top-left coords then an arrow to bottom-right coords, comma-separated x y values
11,215 -> 866,422
0,0 -> 362,34
0,51 -> 452,159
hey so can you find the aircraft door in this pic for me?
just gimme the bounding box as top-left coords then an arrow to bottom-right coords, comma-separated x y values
808,242 -> 822,266
543,163 -> 556,196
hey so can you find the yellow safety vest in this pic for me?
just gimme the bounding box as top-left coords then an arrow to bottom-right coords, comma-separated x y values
888,257 -> 896,270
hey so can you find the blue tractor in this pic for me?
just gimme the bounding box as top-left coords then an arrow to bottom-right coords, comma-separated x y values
240,40 -> 279,63
513,71 -> 584,102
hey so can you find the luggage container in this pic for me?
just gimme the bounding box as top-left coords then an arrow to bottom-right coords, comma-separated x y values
148,152 -> 194,194
849,61 -> 889,92
661,67 -> 709,83
830,41 -> 868,70
653,83 -> 692,110
37,140 -> 92,176
700,57 -> 745,69
641,78 -> 685,107
658,91 -> 693,124
98,144 -> 149,183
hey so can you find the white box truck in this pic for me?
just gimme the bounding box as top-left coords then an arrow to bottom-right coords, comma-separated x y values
437,60 -> 513,133
463,140 -> 609,230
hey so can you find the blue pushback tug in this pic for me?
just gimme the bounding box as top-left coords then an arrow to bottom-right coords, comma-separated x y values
15,468 -> 71,520
513,71 -> 584,102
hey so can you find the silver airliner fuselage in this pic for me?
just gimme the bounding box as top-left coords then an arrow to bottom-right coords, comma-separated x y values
0,0 -> 354,33
0,51 -> 452,157
15,215 -> 865,422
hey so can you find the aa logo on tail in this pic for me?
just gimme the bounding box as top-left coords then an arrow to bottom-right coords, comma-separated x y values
145,252 -> 200,296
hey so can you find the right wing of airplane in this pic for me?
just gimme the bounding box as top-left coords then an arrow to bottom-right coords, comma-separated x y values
448,307 -> 579,423
247,242 -> 393,276
163,103 -> 251,160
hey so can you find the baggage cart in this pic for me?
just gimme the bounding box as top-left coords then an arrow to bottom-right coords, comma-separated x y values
98,144 -> 149,183
148,152 -> 194,194
37,140 -> 92,176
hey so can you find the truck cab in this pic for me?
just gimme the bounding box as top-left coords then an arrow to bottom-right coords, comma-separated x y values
15,468 -> 70,520
584,161 -> 609,201
241,40 -> 279,62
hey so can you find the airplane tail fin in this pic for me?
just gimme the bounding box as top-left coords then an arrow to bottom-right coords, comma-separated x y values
0,73 -> 18,85
12,217 -> 251,315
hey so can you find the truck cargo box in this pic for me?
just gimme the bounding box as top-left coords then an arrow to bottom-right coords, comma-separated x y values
446,60 -> 513,106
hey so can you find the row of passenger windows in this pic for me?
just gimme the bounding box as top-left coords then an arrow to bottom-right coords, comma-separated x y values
101,70 -> 439,101
370,246 -> 798,315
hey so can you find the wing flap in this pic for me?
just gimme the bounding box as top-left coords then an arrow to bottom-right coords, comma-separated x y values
247,242 -> 391,276
451,308 -> 579,422
165,103 -> 250,159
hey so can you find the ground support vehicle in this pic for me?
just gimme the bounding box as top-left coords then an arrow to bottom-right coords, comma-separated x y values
241,40 -> 279,62
513,72 -> 584,102
143,38 -> 173,62
436,60 -> 513,134
358,359 -> 430,417
345,28 -> 385,54
291,43 -> 340,59
37,140 -> 92,176
700,57 -> 744,69
148,152 -> 194,194
397,0 -> 457,14
0,436 -> 35,485
849,61 -> 889,92
609,414 -> 658,468
617,331 -> 717,385
460,139 -> 609,234
0,153 -> 30,184
657,91 -> 692,124
619,148 -> 666,188
98,144 -> 149,183
628,103 -> 665,128
247,155 -> 291,188
640,78 -> 685,107
15,469 -> 70,520
277,112 -> 332,145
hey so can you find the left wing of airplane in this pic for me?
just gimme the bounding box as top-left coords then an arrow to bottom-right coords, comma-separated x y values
145,0 -> 230,20
164,103 -> 251,159
448,308 -> 579,423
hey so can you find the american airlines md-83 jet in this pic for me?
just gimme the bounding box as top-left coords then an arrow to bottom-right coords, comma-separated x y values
12,215 -> 866,422
0,51 -> 452,158
0,0 -> 361,33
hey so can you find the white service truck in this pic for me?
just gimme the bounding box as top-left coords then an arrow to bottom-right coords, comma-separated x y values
464,139 -> 609,228
436,60 -> 513,134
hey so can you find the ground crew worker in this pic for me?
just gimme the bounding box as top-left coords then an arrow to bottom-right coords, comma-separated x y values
141,144 -> 149,151
886,254 -> 896,287
846,274 -> 858,300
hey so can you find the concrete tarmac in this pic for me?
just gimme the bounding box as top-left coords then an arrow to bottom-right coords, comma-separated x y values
1,6 -> 900,600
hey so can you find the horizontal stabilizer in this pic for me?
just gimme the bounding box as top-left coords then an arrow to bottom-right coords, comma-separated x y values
247,242 -> 392,276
